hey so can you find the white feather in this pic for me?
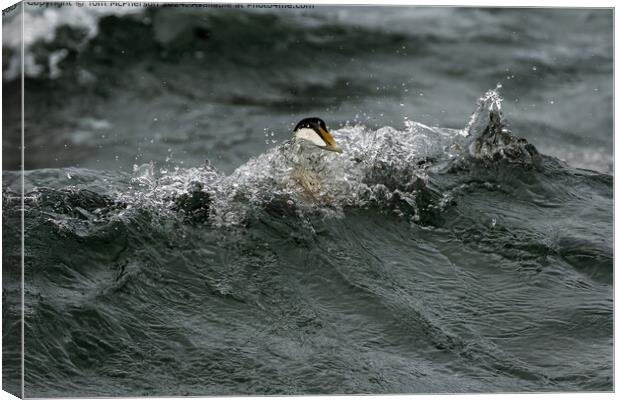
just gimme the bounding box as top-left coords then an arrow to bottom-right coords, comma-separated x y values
294,128 -> 326,147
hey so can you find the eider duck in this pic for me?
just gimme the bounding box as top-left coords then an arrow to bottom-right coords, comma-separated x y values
290,117 -> 342,197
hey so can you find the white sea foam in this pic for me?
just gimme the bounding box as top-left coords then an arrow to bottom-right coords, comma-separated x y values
2,5 -> 142,80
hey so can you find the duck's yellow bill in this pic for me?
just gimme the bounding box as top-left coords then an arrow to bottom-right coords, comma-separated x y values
319,127 -> 343,153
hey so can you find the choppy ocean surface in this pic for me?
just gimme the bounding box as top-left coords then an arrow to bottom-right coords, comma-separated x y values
2,5 -> 613,397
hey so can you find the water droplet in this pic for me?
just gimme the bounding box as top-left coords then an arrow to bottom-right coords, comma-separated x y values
532,66 -> 537,71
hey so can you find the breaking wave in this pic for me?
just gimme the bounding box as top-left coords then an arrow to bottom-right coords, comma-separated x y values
2,87 -> 612,397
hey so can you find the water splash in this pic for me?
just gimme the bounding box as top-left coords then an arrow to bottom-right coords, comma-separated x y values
463,87 -> 541,166
27,89 -> 543,229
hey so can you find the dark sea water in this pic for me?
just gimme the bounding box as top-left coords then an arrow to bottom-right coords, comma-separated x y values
2,4 -> 613,397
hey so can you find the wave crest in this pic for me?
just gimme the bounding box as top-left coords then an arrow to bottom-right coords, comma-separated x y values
114,89 -> 540,227
19,88 -> 546,230
464,87 -> 542,167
